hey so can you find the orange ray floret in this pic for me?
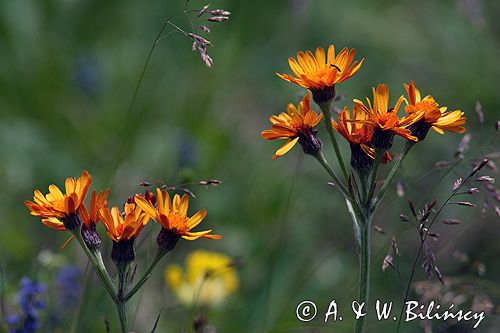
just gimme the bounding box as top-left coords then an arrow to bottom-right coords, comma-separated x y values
404,81 -> 466,137
79,189 -> 110,227
332,104 -> 374,146
277,44 -> 364,92
261,91 -> 323,159
353,84 -> 420,142
100,203 -> 150,242
24,170 -> 92,230
134,188 -> 221,241
332,105 -> 391,168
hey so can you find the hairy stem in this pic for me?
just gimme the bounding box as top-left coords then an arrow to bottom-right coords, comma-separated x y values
366,149 -> 384,209
116,301 -> 128,333
72,231 -> 117,303
318,101 -> 350,182
314,152 -> 349,197
355,216 -> 372,333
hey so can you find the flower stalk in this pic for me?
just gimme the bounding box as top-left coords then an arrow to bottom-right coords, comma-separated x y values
318,101 -> 350,182
116,263 -> 130,333
72,230 -> 117,303
73,230 -> 130,333
354,211 -> 372,333
314,151 -> 349,197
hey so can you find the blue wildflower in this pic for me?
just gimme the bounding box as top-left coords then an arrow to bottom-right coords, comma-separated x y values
7,277 -> 47,333
55,265 -> 82,308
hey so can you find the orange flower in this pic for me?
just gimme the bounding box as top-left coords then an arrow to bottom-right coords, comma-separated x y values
100,203 -> 150,242
261,92 -> 323,159
354,84 -> 420,147
80,189 -> 110,227
25,170 -> 92,230
277,44 -> 363,102
404,81 -> 466,140
332,105 -> 390,171
134,189 -> 221,241
332,104 -> 374,148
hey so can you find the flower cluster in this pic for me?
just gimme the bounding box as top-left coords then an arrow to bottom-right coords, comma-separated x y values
264,43 -> 467,173
7,278 -> 47,333
24,172 -> 222,332
264,43 -> 469,333
25,171 -> 220,266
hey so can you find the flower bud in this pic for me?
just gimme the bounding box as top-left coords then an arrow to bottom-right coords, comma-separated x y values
298,128 -> 323,157
81,223 -> 101,250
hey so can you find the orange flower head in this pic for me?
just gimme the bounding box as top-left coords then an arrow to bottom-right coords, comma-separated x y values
24,170 -> 92,230
404,81 -> 466,140
79,189 -> 110,228
277,44 -> 364,103
332,105 -> 391,171
332,104 -> 374,146
354,84 -> 421,149
261,92 -> 323,159
135,189 -> 221,251
100,203 -> 150,242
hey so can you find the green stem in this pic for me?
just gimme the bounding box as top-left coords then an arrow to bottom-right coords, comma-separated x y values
116,301 -> 128,333
318,101 -> 349,182
115,263 -> 129,332
117,263 -> 130,299
108,16 -> 176,186
357,169 -> 370,211
354,215 -> 372,333
375,141 -> 415,205
366,150 -> 384,209
124,250 -> 165,301
314,152 -> 348,197
72,231 -> 118,303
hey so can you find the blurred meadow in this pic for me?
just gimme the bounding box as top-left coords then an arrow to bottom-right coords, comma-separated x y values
1,0 -> 499,332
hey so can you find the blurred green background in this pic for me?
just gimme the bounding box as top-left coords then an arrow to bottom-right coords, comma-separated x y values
1,0 -> 499,332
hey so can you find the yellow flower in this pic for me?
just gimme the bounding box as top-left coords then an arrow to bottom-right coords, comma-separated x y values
354,84 -> 421,147
277,44 -> 363,102
404,80 -> 466,140
165,250 -> 239,307
25,170 -> 92,230
261,91 -> 323,159
134,189 -> 221,241
99,203 -> 150,242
